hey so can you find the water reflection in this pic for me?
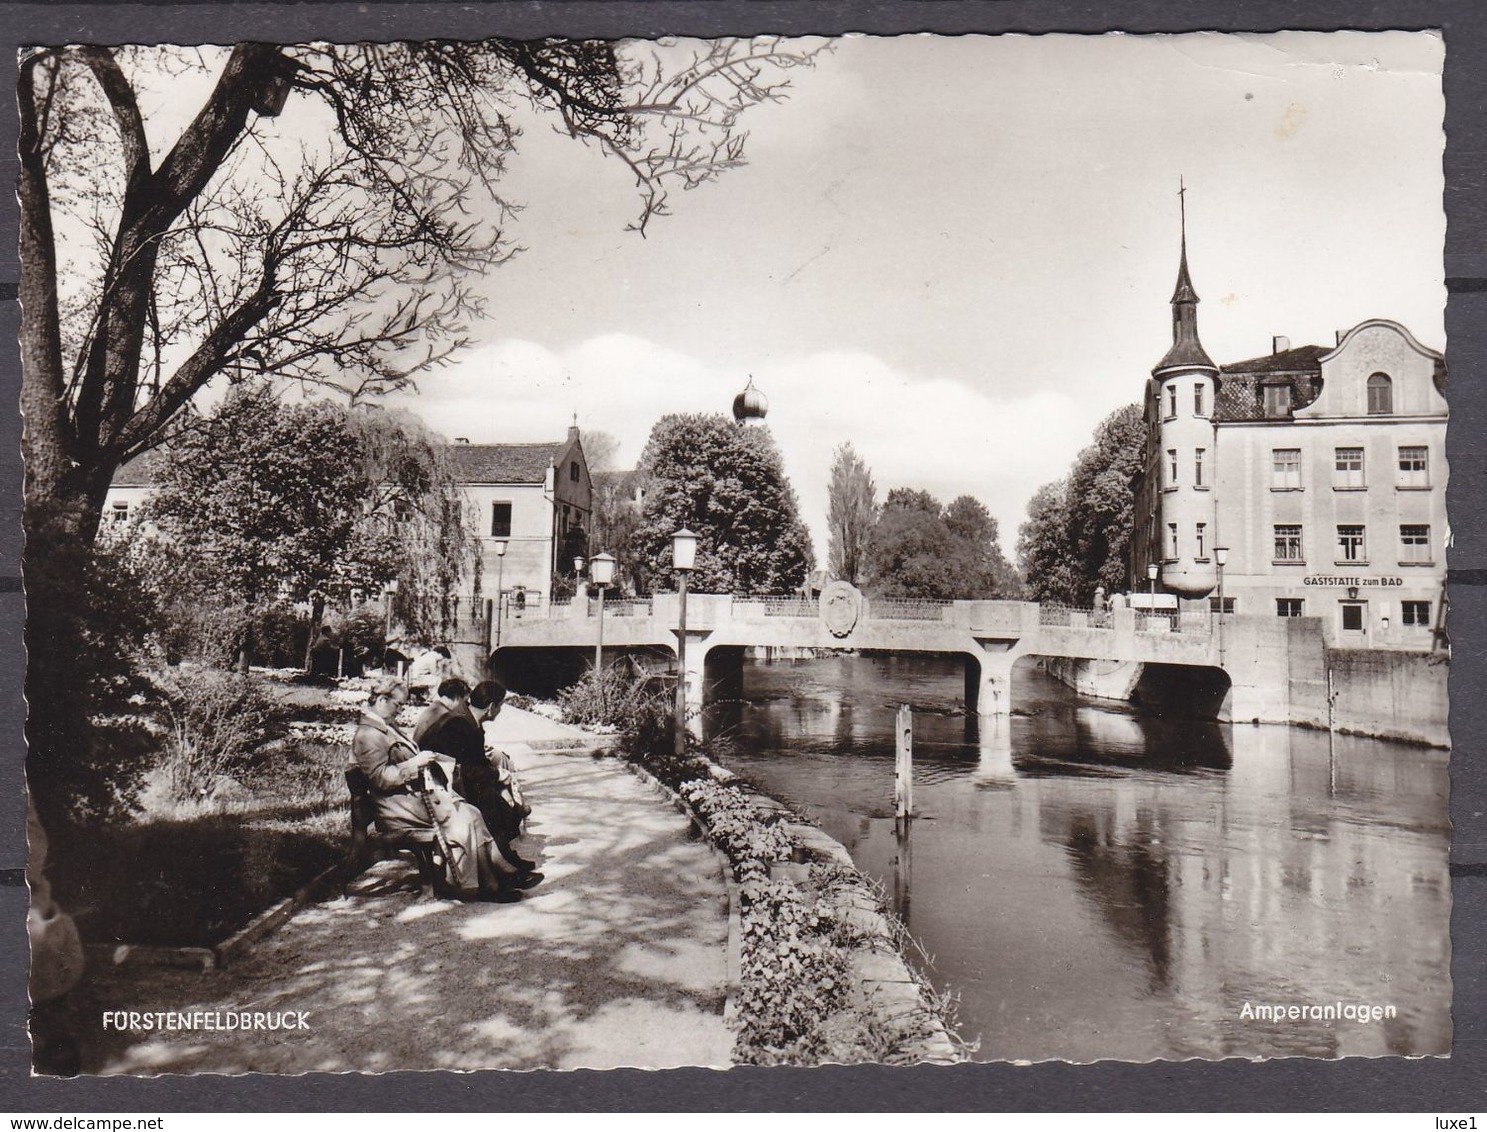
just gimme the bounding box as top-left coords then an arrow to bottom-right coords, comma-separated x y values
704,653 -> 1451,1062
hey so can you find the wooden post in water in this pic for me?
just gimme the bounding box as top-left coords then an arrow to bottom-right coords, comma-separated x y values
894,703 -> 913,820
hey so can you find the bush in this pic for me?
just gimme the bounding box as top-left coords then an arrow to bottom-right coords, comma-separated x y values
252,604 -> 314,669
558,666 -> 683,748
155,668 -> 287,801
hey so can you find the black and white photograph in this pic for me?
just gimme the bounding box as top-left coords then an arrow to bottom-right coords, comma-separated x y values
19,27 -> 1453,1077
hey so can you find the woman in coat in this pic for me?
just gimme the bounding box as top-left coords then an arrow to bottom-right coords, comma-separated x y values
350,676 -> 540,901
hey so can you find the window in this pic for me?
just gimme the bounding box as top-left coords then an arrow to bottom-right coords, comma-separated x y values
1398,445 -> 1429,488
1400,524 -> 1432,564
1194,448 -> 1206,487
569,460 -> 580,483
1263,383 -> 1292,419
1334,446 -> 1365,489
1367,372 -> 1393,415
1341,603 -> 1365,632
1165,385 -> 1177,419
491,501 -> 513,538
1336,524 -> 1366,563
1166,523 -> 1178,561
1272,448 -> 1302,490
1195,522 -> 1207,559
1277,598 -> 1305,618
1194,383 -> 1205,416
109,500 -> 129,524
1210,596 -> 1236,614
1274,524 -> 1303,562
1402,600 -> 1432,627
1166,449 -> 1178,487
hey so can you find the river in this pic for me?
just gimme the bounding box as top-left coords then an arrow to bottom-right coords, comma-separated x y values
702,653 -> 1452,1063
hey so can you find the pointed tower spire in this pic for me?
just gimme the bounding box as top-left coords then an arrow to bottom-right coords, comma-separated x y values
1153,177 -> 1217,377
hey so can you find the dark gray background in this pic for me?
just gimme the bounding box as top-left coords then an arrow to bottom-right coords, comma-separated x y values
0,1 -> 1481,1112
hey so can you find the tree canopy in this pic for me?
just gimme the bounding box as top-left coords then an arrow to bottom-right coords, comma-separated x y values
19,35 -> 818,823
1016,403 -> 1144,604
631,414 -> 814,594
826,442 -> 877,585
139,384 -> 475,662
864,488 -> 1018,600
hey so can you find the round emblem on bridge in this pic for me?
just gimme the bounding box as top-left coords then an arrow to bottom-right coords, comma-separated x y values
819,581 -> 862,638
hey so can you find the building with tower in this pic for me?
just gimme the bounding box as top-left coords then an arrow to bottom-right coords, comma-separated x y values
1129,211 -> 1447,650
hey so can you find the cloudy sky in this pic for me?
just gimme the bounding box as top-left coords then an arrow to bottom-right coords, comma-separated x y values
379,30 -> 1445,562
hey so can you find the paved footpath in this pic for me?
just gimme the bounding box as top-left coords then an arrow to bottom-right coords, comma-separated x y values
84,711 -> 733,1074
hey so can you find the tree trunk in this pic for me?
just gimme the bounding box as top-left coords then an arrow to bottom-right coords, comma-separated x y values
302,594 -> 325,672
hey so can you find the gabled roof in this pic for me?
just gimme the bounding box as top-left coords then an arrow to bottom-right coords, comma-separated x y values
110,448 -> 168,486
445,443 -> 560,485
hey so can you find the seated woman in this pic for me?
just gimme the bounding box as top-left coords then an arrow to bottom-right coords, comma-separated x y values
350,676 -> 541,902
419,679 -> 534,865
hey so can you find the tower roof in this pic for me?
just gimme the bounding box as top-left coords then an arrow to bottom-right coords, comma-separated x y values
1152,181 -> 1218,378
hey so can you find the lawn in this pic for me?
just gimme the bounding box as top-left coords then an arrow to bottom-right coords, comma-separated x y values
47,676 -> 360,949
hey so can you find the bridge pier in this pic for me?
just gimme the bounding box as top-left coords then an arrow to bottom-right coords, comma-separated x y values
677,634 -> 710,738
965,648 -> 1017,717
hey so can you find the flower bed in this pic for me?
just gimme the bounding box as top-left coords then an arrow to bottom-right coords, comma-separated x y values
634,746 -> 966,1065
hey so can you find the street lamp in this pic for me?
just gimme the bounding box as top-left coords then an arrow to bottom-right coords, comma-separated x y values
590,552 -> 617,715
494,540 -> 508,649
671,528 -> 698,755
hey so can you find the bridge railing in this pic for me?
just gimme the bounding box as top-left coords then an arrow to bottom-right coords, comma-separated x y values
865,599 -> 953,622
1135,610 -> 1213,635
731,597 -> 816,619
1039,603 -> 1113,629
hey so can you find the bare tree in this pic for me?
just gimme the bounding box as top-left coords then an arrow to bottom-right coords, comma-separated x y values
826,442 -> 877,585
19,37 -> 822,823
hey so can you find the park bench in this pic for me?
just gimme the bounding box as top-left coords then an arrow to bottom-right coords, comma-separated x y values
341,768 -> 452,898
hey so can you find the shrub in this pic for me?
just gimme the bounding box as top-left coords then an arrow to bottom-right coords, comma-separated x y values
252,604 -> 314,669
155,668 -> 287,801
558,667 -> 688,760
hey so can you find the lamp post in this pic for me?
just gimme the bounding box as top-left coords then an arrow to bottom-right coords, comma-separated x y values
589,552 -> 617,716
1214,545 -> 1229,660
573,555 -> 586,602
1146,563 -> 1158,625
671,528 -> 698,755
494,540 -> 507,649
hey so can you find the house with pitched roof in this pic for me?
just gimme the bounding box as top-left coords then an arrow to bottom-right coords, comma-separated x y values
103,425 -> 593,612
447,425 -> 593,607
1129,223 -> 1447,649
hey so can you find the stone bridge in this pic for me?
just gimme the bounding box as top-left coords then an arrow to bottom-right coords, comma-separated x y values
475,584 -> 1317,732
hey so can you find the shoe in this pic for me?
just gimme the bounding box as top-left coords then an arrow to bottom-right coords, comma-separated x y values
511,855 -> 538,871
513,871 -> 544,890
485,888 -> 522,903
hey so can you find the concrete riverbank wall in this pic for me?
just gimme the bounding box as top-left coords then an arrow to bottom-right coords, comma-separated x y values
1324,648 -> 1450,749
1043,617 -> 1448,748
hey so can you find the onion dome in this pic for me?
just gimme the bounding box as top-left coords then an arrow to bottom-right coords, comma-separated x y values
732,375 -> 769,423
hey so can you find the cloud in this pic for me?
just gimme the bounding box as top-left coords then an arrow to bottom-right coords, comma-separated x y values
390,335 -> 1117,564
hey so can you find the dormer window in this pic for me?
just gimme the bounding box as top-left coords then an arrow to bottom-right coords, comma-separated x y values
1367,372 -> 1393,415
1262,383 -> 1292,419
